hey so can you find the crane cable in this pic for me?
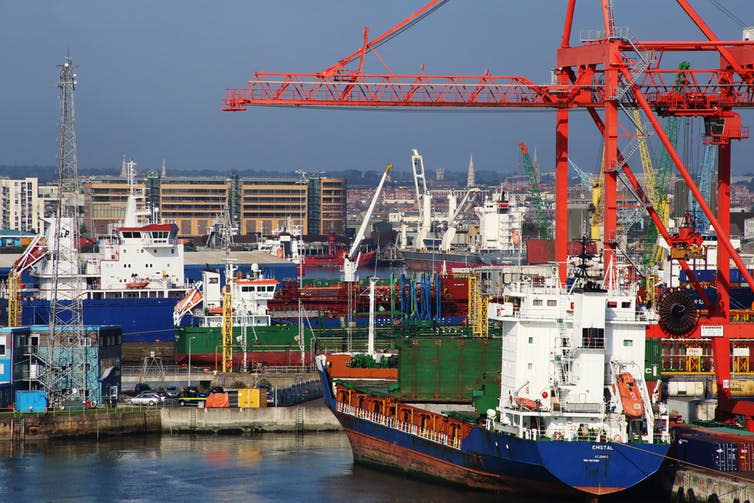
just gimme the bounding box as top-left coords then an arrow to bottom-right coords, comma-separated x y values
706,0 -> 747,28
369,0 -> 450,54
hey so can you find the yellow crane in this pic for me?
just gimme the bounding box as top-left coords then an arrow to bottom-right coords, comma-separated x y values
7,234 -> 47,326
222,284 -> 233,373
632,108 -> 669,306
467,272 -> 490,338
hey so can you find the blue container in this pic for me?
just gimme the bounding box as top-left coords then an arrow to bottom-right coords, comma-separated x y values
676,434 -> 739,472
15,390 -> 47,413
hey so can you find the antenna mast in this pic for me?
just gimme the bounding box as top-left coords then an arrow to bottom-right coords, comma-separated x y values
43,55 -> 88,407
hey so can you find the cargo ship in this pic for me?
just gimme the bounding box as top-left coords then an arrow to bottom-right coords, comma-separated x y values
12,185 -> 191,343
173,265 -> 472,367
268,272 -> 468,328
398,192 -> 524,272
316,254 -> 670,497
259,228 -> 376,270
173,265 -> 316,367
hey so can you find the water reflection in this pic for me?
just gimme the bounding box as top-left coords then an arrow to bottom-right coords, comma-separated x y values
0,432 -> 655,502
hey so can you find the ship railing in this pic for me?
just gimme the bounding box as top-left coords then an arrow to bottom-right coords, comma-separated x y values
336,401 -> 459,450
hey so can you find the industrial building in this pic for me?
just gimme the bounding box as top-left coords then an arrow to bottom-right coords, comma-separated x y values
8,325 -> 122,408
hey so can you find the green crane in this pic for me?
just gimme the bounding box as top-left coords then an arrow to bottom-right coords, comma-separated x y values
519,141 -> 552,239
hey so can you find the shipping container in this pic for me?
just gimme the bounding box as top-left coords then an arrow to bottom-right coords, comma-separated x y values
738,442 -> 753,472
393,337 -> 502,402
15,390 -> 47,413
526,240 -> 555,265
676,434 -> 739,472
644,338 -> 662,379
238,388 -> 267,409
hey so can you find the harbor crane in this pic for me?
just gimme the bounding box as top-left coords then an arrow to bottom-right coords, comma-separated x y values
410,149 -> 432,252
439,187 -> 479,253
224,1 -> 754,428
343,162 -> 394,282
343,162 -> 393,351
7,234 -> 47,326
519,142 -> 551,240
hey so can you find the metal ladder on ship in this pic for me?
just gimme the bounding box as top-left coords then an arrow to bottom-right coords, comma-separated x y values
554,315 -> 574,388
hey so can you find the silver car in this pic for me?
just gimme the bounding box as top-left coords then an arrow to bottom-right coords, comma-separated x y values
126,391 -> 165,406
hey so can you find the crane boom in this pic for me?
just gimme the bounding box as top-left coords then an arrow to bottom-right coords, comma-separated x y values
691,144 -> 717,233
348,162 -> 393,261
224,0 -> 754,429
440,188 -> 479,252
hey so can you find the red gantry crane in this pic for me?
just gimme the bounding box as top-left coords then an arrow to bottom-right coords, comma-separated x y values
224,1 -> 754,428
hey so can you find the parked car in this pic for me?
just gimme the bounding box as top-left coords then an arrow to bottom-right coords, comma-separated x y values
179,386 -> 207,407
133,383 -> 152,394
164,386 -> 179,398
126,392 -> 165,406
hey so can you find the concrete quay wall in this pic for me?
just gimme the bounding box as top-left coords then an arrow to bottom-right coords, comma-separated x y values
0,409 -> 161,441
161,406 -> 342,433
672,468 -> 754,503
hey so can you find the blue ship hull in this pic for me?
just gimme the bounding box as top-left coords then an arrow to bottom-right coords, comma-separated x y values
317,359 -> 669,497
22,298 -> 180,343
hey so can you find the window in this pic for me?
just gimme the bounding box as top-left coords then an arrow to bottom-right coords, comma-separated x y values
527,363 -> 533,370
533,299 -> 543,306
623,339 -> 633,347
528,337 -> 533,344
621,301 -> 631,308
547,299 -> 557,307
581,327 -> 605,349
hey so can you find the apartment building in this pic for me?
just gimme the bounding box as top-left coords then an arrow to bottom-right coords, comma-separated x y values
159,178 -> 229,237
240,178 -> 307,235
84,177 -> 146,235
317,177 -> 347,235
0,177 -> 39,232
82,174 -> 347,239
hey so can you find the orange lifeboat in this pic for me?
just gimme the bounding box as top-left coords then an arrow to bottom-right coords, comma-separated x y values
126,280 -> 150,289
616,372 -> 645,419
514,396 -> 540,411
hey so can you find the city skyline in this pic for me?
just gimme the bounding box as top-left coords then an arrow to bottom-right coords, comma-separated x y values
2,1 -> 753,176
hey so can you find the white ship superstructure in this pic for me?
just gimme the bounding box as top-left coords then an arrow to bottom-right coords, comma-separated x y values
490,262 -> 667,445
474,191 -> 526,253
29,179 -> 186,300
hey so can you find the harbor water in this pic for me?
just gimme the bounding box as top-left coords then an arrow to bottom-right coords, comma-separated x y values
0,432 -> 655,502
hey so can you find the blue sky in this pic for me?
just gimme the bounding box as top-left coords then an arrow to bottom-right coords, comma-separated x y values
1,1 -> 752,177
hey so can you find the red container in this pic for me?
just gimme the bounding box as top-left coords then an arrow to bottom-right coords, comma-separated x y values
737,442 -> 753,472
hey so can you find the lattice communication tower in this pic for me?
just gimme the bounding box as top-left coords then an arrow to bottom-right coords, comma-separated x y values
41,56 -> 89,407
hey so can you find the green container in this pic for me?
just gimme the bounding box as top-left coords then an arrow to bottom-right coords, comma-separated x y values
392,337 -> 502,402
644,338 -> 662,379
472,371 -> 502,415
